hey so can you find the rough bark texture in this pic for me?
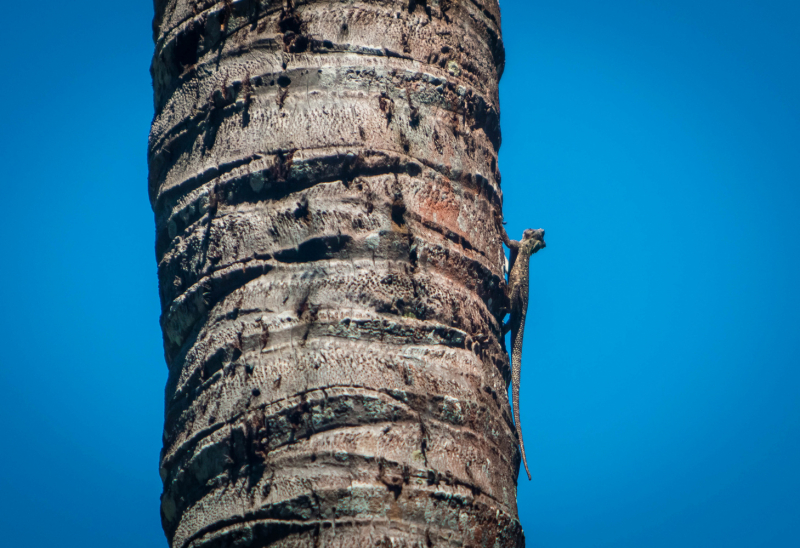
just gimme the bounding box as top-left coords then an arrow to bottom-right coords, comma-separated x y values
149,1 -> 521,547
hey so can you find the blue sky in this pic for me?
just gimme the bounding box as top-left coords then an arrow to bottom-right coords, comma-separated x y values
0,1 -> 797,547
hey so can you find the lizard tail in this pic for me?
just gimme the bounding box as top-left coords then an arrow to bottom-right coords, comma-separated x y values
513,374 -> 532,481
512,325 -> 532,481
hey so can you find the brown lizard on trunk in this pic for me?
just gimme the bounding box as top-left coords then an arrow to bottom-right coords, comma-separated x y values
502,228 -> 546,480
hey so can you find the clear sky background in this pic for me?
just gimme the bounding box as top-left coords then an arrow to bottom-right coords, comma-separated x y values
0,1 -> 797,547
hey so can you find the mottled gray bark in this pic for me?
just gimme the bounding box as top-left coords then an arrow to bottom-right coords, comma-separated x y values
149,1 -> 522,547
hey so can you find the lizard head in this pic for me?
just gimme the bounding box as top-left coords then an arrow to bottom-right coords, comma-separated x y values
521,228 -> 546,255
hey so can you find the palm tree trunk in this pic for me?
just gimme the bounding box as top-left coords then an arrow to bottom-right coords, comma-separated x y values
149,1 -> 521,547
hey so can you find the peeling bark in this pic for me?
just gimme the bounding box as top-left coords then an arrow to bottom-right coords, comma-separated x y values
149,1 -> 521,546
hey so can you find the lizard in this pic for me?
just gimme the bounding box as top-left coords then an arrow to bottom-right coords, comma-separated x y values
502,227 -> 546,480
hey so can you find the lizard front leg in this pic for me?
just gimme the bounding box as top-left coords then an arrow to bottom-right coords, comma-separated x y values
502,234 -> 521,333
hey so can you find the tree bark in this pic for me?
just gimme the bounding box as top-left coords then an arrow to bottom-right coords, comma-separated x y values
148,1 -> 521,547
